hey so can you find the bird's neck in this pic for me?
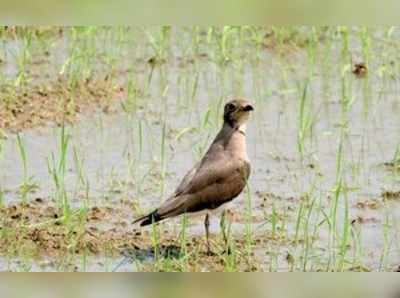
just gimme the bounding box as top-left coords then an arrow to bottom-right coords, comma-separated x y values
219,122 -> 248,158
222,121 -> 246,135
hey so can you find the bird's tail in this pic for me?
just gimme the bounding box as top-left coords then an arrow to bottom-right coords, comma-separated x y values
133,210 -> 162,226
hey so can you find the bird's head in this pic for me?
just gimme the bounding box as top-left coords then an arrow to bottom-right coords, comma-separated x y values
223,98 -> 254,128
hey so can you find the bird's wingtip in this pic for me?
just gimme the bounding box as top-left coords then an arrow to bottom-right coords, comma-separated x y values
132,216 -> 146,225
133,210 -> 160,226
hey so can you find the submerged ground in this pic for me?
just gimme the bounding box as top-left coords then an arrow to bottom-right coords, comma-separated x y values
0,26 -> 399,271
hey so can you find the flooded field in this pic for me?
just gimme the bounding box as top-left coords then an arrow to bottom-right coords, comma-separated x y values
0,26 -> 400,271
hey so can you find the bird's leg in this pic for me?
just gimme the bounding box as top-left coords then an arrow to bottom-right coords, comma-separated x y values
220,210 -> 228,245
204,213 -> 213,256
220,210 -> 231,254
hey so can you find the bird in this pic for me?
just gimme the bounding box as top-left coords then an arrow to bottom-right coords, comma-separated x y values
134,98 -> 254,255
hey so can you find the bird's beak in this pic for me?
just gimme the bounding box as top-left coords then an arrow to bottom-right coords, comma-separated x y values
242,104 -> 254,112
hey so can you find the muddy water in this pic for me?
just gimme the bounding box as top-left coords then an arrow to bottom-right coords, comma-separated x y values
1,28 -> 400,271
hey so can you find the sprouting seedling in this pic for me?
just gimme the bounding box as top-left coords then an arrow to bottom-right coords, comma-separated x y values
160,121 -> 167,198
360,27 -> 371,68
306,27 -> 318,77
337,187 -> 350,271
270,203 -> 278,238
219,26 -> 232,63
60,27 -> 97,89
211,26 -> 238,65
339,26 -> 350,64
297,79 -> 313,157
349,217 -> 364,270
0,187 -> 4,207
223,240 -> 238,272
146,26 -> 171,64
47,125 -> 71,219
72,145 -> 86,192
121,79 -> 139,114
150,221 -> 160,263
294,198 -> 305,246
378,204 -> 392,271
244,183 -> 253,256
392,143 -> 400,168
190,71 -> 199,103
220,209 -> 232,254
179,214 -> 189,269
302,194 -> 317,271
137,119 -> 143,161
16,134 -> 27,179
16,133 -> 37,201
14,28 -> 33,87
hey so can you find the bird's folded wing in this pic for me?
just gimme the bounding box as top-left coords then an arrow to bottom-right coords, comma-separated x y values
173,161 -> 200,196
157,155 -> 250,218
181,155 -> 238,195
182,162 -> 250,213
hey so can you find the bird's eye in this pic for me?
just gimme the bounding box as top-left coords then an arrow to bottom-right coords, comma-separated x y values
225,103 -> 236,112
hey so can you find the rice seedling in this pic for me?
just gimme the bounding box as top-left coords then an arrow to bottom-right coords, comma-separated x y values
16,133 -> 38,201
60,27 -> 98,89
297,79 -> 315,157
146,26 -> 171,64
244,184 -> 254,256
159,120 -> 167,198
14,28 -> 34,87
0,187 -> 4,207
47,126 -> 71,219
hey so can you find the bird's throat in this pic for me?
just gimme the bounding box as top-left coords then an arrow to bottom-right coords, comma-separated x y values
237,123 -> 246,136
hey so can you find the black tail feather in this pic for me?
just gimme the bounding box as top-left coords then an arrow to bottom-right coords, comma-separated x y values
133,210 -> 162,226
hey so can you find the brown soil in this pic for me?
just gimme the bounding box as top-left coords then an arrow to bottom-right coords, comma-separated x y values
0,200 -> 148,257
355,199 -> 382,209
0,78 -> 124,132
352,62 -> 368,78
382,190 -> 400,201
0,200 -> 280,271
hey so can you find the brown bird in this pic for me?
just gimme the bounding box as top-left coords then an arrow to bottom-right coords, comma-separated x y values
134,98 -> 254,254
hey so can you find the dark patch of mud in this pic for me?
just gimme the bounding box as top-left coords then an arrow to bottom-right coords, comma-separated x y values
382,190 -> 400,201
355,198 -> 382,210
352,62 -> 368,78
381,162 -> 400,173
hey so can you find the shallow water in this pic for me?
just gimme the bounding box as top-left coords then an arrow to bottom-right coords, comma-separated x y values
1,27 -> 400,271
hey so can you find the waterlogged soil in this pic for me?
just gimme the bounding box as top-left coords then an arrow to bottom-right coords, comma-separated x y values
0,199 -> 273,272
1,27 -> 400,271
